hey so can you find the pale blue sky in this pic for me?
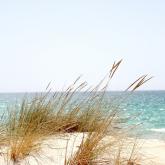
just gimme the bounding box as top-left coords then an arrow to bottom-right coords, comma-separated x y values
0,0 -> 164,92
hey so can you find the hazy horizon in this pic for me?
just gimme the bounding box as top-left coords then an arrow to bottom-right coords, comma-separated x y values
0,0 -> 164,92
0,90 -> 165,94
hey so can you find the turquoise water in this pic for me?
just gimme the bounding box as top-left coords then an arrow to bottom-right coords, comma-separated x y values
111,91 -> 165,139
0,91 -> 165,139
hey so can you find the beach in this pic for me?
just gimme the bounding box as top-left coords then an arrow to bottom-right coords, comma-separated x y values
0,0 -> 164,163
0,91 -> 164,164
0,133 -> 164,164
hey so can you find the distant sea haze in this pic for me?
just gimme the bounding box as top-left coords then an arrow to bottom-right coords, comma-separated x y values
0,91 -> 165,139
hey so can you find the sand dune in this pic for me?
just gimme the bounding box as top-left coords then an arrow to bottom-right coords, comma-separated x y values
0,133 -> 164,165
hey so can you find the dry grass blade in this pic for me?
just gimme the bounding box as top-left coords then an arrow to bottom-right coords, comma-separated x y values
109,59 -> 123,79
45,81 -> 52,90
126,75 -> 153,91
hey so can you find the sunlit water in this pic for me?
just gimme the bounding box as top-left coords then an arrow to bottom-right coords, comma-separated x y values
0,91 -> 165,139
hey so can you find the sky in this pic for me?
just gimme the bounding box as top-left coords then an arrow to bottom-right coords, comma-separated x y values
0,0 -> 164,92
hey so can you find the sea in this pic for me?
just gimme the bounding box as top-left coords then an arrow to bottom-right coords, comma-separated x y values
0,91 -> 165,140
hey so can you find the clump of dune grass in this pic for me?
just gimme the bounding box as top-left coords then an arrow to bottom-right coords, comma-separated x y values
6,98 -> 48,162
5,83 -> 109,162
66,63 -> 152,165
1,60 -> 152,164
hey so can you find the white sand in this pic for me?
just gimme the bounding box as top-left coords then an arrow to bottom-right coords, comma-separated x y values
138,139 -> 165,165
0,133 -> 86,165
0,133 -> 164,165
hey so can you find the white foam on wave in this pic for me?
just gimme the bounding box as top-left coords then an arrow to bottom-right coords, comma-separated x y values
150,128 -> 165,133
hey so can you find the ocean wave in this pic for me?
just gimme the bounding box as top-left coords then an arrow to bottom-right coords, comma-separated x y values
150,128 -> 165,133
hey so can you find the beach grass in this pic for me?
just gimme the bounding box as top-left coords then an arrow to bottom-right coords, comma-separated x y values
0,60 -> 152,164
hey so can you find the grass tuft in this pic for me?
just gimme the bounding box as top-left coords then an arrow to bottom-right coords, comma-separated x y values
0,60 -> 152,164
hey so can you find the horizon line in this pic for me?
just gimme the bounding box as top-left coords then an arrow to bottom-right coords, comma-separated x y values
0,90 -> 164,93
